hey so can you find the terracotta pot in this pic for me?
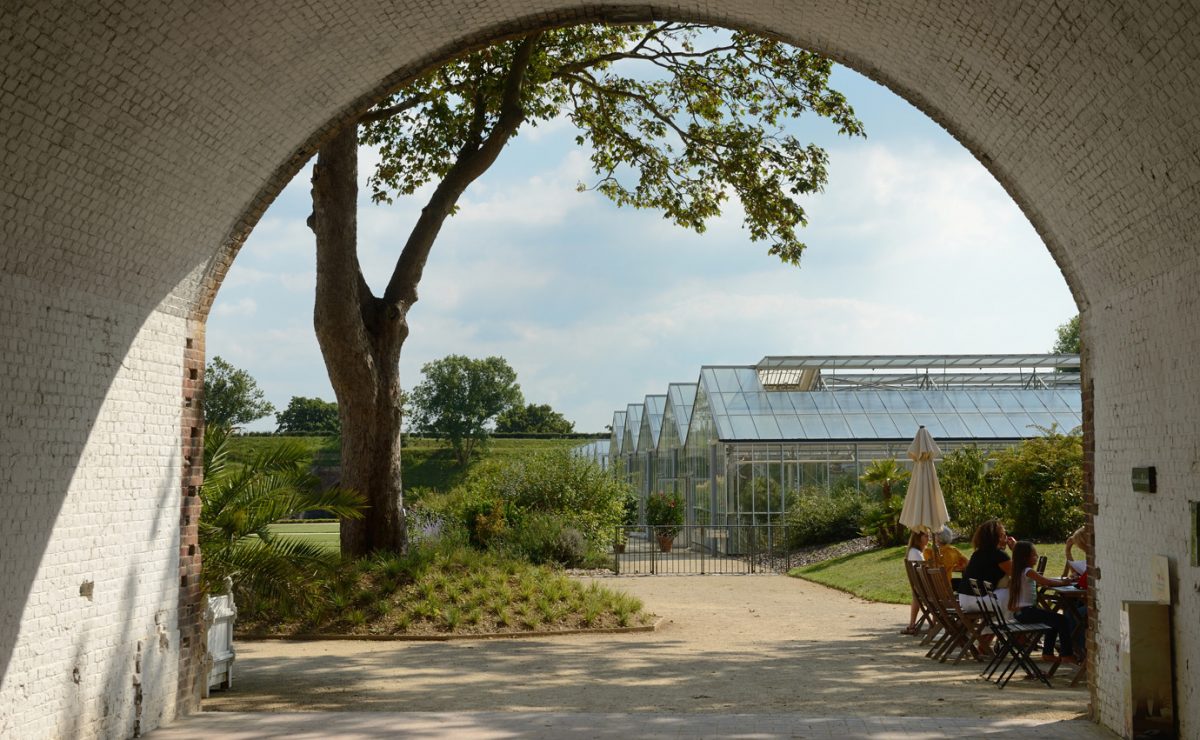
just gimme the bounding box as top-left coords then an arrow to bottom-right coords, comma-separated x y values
657,534 -> 674,553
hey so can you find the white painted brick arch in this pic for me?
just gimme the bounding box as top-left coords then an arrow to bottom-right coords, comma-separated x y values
1,1 -> 1197,737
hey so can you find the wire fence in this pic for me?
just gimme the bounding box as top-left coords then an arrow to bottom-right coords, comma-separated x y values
611,524 -> 800,575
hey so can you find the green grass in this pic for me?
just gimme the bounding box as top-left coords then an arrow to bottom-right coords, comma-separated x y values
237,542 -> 654,637
266,521 -> 340,552
790,542 -> 1070,604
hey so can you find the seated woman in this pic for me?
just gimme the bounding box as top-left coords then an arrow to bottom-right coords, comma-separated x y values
923,525 -> 968,588
902,529 -> 929,635
1007,540 -> 1078,663
955,519 -> 1015,611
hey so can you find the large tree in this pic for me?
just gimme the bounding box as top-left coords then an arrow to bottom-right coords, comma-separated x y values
275,396 -> 340,435
309,23 -> 864,556
408,355 -> 523,465
204,356 -> 275,428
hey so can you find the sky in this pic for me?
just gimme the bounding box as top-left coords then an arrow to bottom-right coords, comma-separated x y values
207,64 -> 1078,434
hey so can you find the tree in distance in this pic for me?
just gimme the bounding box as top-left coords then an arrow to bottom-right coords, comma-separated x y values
408,355 -> 523,466
204,356 -> 275,429
496,403 -> 575,435
308,23 -> 864,555
1052,314 -> 1081,354
276,396 -> 340,435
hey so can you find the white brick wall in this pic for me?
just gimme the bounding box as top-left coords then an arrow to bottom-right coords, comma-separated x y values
0,275 -> 186,738
1,1 -> 1198,737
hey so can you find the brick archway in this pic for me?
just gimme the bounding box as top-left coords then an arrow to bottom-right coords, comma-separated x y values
2,2 -> 1197,737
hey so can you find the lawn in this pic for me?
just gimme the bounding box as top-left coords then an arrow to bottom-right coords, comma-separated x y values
267,521 -> 340,552
228,435 -> 583,496
790,542 -> 1071,604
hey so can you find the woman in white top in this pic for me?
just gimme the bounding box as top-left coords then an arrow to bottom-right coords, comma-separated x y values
901,530 -> 929,635
1006,540 -> 1078,663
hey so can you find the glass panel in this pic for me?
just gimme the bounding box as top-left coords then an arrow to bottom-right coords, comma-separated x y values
751,414 -> 783,439
775,415 -> 806,439
856,392 -> 887,412
932,413 -> 970,438
744,392 -> 772,413
833,394 -> 865,413
904,393 -> 935,413
713,414 -> 735,441
923,392 -> 958,412
910,413 -> 948,439
866,412 -> 902,438
713,368 -> 741,393
958,413 -> 998,437
1025,412 -> 1060,431
1003,410 -> 1038,436
789,393 -> 818,412
768,392 -> 796,413
730,415 -> 759,439
1013,392 -> 1050,414
991,390 -> 1026,412
878,392 -> 911,411
722,392 -> 750,414
811,393 -> 841,411
966,392 -> 1001,413
1053,411 -> 1083,429
887,412 -> 919,439
982,414 -> 1020,437
707,391 -> 727,417
818,412 -> 852,438
1043,390 -> 1076,412
842,414 -> 878,438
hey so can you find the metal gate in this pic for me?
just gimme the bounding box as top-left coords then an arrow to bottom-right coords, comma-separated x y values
611,524 -> 798,575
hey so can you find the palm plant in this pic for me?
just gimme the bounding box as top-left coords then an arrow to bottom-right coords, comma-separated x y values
859,458 -> 910,502
199,425 -> 365,609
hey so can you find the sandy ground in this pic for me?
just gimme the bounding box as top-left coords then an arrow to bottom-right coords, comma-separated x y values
204,575 -> 1088,720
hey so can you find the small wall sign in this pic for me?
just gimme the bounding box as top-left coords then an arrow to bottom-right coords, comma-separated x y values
1132,466 -> 1157,493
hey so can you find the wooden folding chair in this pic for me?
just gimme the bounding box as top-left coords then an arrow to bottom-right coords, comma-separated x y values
923,567 -> 985,664
904,559 -> 939,642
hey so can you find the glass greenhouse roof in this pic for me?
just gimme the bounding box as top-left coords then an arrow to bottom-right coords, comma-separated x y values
610,410 -> 627,455
756,354 -> 1081,390
623,404 -> 644,452
695,365 -> 1082,443
665,383 -> 697,443
639,395 -> 667,452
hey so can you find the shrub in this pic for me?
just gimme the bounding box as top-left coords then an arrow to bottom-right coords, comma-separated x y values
859,495 -> 906,546
500,513 -> 590,567
783,487 -> 867,547
420,448 -> 629,562
990,428 -> 1083,540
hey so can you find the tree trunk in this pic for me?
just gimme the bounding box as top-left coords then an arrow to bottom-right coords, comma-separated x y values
310,124 -> 409,557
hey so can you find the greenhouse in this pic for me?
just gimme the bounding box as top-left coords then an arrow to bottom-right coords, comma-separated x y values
591,354 -> 1082,554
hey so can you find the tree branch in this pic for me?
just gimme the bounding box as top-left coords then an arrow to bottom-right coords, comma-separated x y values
382,32 -> 543,306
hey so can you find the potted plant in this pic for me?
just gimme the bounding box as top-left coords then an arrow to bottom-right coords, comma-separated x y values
646,490 -> 684,552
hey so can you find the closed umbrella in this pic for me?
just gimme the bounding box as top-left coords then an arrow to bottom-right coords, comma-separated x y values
899,426 -> 951,552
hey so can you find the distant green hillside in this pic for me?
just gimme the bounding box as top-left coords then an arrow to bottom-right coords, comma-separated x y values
225,435 -> 584,498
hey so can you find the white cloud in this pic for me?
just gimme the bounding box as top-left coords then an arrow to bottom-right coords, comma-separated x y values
212,297 -> 257,318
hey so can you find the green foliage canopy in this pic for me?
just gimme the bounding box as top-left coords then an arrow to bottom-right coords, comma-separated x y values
1052,314 -> 1081,355
361,23 -> 864,265
408,355 -> 523,465
204,356 -> 275,428
275,396 -> 340,434
495,402 -> 575,434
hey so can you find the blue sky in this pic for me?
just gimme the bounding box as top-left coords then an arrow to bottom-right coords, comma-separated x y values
208,65 -> 1077,433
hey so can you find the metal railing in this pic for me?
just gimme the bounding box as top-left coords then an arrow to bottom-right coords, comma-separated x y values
611,524 -> 798,575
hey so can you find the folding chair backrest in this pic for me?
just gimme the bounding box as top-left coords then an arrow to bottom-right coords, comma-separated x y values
1035,555 -> 1048,575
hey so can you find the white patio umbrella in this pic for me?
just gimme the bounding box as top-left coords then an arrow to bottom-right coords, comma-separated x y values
899,426 -> 951,556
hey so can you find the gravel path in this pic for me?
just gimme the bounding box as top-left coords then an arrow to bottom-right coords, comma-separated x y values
204,574 -> 1088,720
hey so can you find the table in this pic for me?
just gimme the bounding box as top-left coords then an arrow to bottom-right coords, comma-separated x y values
1047,585 -> 1088,686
